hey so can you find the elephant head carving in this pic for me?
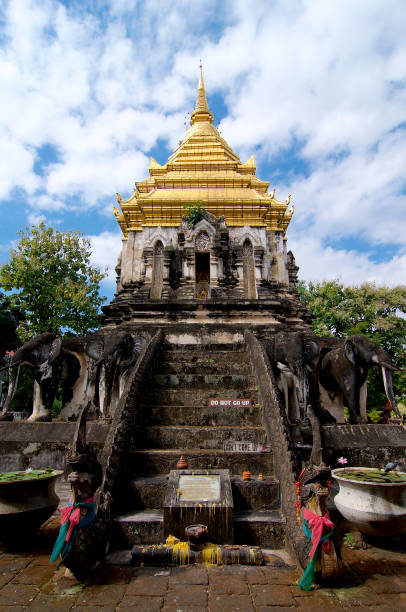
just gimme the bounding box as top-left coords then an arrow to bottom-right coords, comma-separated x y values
319,334 -> 400,424
263,331 -> 315,423
85,330 -> 145,418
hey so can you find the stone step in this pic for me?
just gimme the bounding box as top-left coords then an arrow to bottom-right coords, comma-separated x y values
127,475 -> 280,512
133,425 -> 267,450
234,510 -> 286,548
145,388 -> 260,406
156,352 -> 252,375
141,404 -> 263,427
113,509 -> 164,547
230,476 -> 280,511
128,448 -> 273,475
152,373 -> 255,389
112,508 -> 286,548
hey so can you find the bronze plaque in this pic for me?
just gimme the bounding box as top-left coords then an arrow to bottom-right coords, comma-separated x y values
178,474 -> 221,502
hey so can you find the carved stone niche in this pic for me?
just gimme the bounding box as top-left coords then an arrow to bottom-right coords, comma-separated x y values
195,231 -> 211,252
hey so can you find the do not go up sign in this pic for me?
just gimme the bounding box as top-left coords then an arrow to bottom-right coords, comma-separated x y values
208,398 -> 252,407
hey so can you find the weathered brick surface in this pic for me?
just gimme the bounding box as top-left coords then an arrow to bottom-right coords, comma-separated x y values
75,584 -> 126,606
117,595 -> 163,611
126,574 -> 168,596
366,573 -> 406,593
0,583 -> 39,606
252,583 -> 294,607
170,566 -> 208,584
28,595 -> 78,611
11,564 -> 54,585
209,593 -> 255,611
210,574 -> 250,594
165,584 -> 208,606
1,518 -> 406,611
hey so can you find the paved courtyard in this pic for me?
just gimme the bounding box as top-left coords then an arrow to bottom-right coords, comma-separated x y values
1,482 -> 405,611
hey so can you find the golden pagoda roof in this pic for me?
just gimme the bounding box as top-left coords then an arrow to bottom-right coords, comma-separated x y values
115,67 -> 293,236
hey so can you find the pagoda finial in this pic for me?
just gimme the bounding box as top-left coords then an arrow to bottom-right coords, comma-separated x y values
191,63 -> 214,125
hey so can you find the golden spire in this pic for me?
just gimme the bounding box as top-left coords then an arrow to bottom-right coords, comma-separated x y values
114,63 -> 294,235
190,63 -> 214,125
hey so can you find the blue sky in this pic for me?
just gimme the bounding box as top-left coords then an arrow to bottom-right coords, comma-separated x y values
1,0 -> 405,304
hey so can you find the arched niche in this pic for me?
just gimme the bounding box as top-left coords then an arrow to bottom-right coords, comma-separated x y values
195,231 -> 210,298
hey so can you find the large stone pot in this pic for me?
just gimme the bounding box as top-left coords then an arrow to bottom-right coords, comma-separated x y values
332,467 -> 406,536
0,470 -> 63,538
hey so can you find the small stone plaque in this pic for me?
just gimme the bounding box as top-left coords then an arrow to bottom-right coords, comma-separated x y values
208,398 -> 252,407
178,474 -> 220,501
223,441 -> 271,452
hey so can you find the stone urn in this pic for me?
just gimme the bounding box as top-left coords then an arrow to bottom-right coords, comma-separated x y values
0,469 -> 63,538
332,467 -> 406,536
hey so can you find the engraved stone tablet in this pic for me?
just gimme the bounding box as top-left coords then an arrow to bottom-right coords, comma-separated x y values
178,474 -> 220,502
164,469 -> 233,543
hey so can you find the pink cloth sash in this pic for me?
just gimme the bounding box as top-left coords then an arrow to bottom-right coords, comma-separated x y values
302,507 -> 334,559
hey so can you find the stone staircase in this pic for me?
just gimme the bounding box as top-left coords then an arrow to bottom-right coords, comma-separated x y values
112,342 -> 286,549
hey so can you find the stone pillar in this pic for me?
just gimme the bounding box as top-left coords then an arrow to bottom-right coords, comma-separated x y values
234,247 -> 244,288
132,233 -> 145,282
268,231 -> 289,285
243,240 -> 257,299
185,248 -> 195,282
254,248 -> 264,281
210,252 -> 219,287
150,242 -> 164,299
143,248 -> 154,283
163,249 -> 172,288
121,232 -> 135,286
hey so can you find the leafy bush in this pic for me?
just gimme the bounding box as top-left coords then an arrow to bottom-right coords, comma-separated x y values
184,201 -> 205,227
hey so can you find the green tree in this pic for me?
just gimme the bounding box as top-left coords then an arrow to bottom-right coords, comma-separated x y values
0,292 -> 22,357
0,224 -> 106,340
298,280 -> 406,410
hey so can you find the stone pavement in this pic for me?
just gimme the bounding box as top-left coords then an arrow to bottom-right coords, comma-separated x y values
1,514 -> 406,612
1,482 -> 405,611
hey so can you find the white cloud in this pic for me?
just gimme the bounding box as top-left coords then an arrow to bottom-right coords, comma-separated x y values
290,234 -> 406,288
88,230 -> 122,289
26,211 -> 46,225
0,0 -> 405,286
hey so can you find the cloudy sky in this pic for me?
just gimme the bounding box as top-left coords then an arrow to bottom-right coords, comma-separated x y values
1,0 -> 405,303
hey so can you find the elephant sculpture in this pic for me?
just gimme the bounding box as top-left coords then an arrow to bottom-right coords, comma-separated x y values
318,334 -> 400,424
275,362 -> 301,424
85,330 -> 145,418
263,331 -> 319,423
0,328 -> 145,422
0,332 -> 81,422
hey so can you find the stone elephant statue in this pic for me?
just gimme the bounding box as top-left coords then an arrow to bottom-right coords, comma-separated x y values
318,334 -> 400,424
0,332 -> 81,422
85,330 -> 145,418
263,331 -> 320,424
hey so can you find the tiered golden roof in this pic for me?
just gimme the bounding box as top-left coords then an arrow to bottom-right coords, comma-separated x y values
115,67 -> 293,236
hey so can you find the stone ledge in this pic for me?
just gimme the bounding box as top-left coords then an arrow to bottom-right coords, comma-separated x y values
323,424 -> 406,448
0,421 -> 109,444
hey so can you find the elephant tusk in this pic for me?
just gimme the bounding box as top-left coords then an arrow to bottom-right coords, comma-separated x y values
380,362 -> 399,371
0,361 -> 22,372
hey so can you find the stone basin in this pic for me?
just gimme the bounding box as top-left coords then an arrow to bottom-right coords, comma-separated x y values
332,467 -> 406,537
0,469 -> 63,538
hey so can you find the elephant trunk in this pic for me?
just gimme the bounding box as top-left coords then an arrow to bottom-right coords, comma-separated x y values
1,364 -> 20,415
382,366 -> 401,418
99,358 -> 117,418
